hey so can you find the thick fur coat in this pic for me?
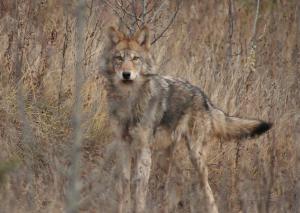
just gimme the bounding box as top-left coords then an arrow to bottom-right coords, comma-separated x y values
101,26 -> 272,213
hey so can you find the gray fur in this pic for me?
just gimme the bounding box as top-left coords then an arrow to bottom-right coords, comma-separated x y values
105,73 -> 211,138
101,27 -> 271,213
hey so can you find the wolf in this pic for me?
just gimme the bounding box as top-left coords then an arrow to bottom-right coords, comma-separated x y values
102,26 -> 272,213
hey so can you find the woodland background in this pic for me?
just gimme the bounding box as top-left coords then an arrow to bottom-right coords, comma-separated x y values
0,0 -> 299,212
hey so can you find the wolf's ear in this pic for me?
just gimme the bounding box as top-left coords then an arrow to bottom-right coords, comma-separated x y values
133,26 -> 150,49
108,26 -> 125,44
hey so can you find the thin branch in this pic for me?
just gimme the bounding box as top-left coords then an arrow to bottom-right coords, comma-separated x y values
58,17 -> 70,111
115,0 -> 136,19
251,0 -> 260,44
146,1 -> 166,24
131,0 -> 138,32
226,0 -> 234,62
142,0 -> 147,25
151,1 -> 180,45
265,132 -> 275,213
103,0 -> 133,32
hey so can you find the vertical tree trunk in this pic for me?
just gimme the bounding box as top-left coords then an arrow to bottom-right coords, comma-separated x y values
66,1 -> 85,212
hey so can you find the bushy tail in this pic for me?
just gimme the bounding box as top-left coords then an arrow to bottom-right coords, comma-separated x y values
210,108 -> 272,140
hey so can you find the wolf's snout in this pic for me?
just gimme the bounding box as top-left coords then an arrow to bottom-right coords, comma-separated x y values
122,72 -> 131,80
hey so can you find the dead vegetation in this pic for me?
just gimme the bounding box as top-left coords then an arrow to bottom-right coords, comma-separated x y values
0,0 -> 299,212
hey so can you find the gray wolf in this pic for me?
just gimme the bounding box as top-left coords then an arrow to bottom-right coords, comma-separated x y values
102,26 -> 272,213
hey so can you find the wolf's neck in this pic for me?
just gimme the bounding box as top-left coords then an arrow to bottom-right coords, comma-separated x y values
107,79 -> 152,125
106,76 -> 150,105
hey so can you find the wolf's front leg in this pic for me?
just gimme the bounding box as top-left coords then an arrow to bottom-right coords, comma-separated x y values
116,141 -> 132,213
131,127 -> 152,213
108,119 -> 132,213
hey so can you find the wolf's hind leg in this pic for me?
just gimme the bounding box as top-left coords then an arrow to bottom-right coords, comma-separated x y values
162,139 -> 179,213
185,134 -> 219,213
162,114 -> 191,212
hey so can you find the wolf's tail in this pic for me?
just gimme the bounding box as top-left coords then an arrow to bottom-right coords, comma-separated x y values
210,107 -> 272,140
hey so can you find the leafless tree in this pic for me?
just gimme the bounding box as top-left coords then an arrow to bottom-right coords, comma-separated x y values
103,0 -> 181,44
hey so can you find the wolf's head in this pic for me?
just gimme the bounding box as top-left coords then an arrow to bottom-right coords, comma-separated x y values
105,26 -> 154,84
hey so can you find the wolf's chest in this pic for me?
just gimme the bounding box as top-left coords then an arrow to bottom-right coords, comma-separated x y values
108,90 -> 144,124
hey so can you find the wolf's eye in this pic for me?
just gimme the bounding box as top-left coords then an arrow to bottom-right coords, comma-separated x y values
132,56 -> 140,61
114,56 -> 123,61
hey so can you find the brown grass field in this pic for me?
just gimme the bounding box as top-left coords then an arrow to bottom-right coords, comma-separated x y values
0,0 -> 299,212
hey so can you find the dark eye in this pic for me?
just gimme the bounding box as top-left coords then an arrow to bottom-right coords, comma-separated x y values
132,56 -> 140,61
114,56 -> 123,61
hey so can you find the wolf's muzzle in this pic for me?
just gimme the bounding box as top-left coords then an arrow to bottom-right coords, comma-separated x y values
122,72 -> 131,80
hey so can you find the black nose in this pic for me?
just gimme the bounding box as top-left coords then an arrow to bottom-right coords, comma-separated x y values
122,72 -> 131,80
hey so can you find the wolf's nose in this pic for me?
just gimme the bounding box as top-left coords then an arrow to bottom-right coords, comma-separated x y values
122,72 -> 131,80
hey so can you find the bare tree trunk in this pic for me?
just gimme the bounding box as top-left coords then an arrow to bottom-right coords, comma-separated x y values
66,1 -> 85,212
291,3 -> 300,213
14,0 -> 34,210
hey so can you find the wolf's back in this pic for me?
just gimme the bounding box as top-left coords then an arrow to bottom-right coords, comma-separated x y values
210,106 -> 272,140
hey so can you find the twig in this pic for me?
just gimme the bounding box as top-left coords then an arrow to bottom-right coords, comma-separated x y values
251,0 -> 260,44
131,0 -> 138,32
146,1 -> 166,24
142,0 -> 147,25
115,0 -> 136,19
58,17 -> 70,111
226,0 -> 234,62
151,1 -> 180,45
265,131 -> 275,213
103,0 -> 133,32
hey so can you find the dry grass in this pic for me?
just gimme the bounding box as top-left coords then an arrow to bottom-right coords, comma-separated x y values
0,0 -> 299,212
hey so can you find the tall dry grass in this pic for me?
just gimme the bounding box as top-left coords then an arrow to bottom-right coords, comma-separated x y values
0,0 -> 299,212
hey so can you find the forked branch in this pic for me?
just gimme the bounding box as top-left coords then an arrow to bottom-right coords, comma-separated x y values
151,0 -> 180,45
104,0 -> 181,43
